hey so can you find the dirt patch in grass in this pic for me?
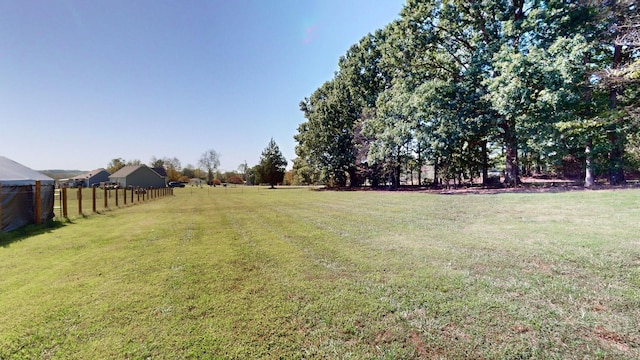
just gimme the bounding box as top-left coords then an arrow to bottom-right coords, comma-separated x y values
592,326 -> 636,353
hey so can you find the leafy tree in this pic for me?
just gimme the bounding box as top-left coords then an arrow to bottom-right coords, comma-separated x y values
164,157 -> 182,181
227,175 -> 244,184
294,0 -> 640,189
181,165 -> 196,179
107,158 -> 126,174
296,29 -> 392,187
257,138 -> 287,188
149,156 -> 182,181
297,79 -> 356,187
283,170 -> 294,185
149,157 -> 165,168
198,149 -> 220,185
246,165 -> 259,185
237,161 -> 249,181
291,156 -> 320,185
107,158 -> 141,173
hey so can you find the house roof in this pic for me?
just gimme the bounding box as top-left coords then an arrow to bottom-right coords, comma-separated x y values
152,167 -> 168,178
72,168 -> 109,180
109,165 -> 143,178
0,156 -> 54,186
109,165 -> 163,178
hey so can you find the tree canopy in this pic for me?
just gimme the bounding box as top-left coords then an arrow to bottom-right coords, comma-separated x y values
198,149 -> 221,185
294,0 -> 639,188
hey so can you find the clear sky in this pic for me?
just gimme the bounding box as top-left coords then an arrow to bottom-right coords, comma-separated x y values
1,0 -> 404,172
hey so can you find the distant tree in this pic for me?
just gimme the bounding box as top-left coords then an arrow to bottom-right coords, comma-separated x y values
164,157 -> 182,181
227,175 -> 244,184
149,156 -> 165,168
198,149 -> 220,185
292,157 -> 320,185
107,158 -> 126,173
257,138 -> 287,188
238,161 -> 249,180
246,165 -> 258,185
220,171 -> 240,182
215,170 -> 225,183
283,170 -> 294,185
181,165 -> 195,179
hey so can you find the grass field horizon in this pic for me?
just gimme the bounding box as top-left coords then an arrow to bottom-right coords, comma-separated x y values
1,186 -> 639,358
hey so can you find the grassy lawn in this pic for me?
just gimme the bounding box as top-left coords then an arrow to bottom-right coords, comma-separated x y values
1,186 -> 639,359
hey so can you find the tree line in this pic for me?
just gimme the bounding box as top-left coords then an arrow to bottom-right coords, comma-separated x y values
105,138 -> 287,187
293,0 -> 639,188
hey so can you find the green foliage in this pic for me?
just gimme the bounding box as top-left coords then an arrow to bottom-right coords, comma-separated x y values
107,158 -> 142,173
294,0 -> 640,186
198,149 -> 220,184
257,138 -> 287,188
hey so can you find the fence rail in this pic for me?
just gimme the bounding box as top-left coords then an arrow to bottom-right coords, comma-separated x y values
56,186 -> 173,219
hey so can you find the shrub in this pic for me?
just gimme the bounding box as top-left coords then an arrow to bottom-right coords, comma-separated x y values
227,175 -> 244,184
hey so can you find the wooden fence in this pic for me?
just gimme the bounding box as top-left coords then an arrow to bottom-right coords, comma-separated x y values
56,186 -> 173,218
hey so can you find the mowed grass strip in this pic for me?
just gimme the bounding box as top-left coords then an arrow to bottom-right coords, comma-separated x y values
1,186 -> 640,359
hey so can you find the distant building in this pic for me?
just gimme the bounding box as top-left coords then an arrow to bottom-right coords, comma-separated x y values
69,168 -> 111,188
189,178 -> 207,186
109,165 -> 166,188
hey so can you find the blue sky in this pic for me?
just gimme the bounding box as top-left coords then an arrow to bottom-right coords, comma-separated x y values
1,0 -> 404,172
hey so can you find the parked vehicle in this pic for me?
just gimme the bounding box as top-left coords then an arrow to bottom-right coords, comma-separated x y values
168,181 -> 185,188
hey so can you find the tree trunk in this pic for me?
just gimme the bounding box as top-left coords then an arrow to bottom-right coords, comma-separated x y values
583,53 -> 594,188
585,138 -> 594,187
607,44 -> 626,185
503,120 -> 519,187
433,159 -> 439,187
348,167 -> 359,187
481,140 -> 489,186
417,144 -> 422,186
608,130 -> 625,185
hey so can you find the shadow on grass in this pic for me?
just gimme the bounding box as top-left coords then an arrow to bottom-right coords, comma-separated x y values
0,220 -> 70,248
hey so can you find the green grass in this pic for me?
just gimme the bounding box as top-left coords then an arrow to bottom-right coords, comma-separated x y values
1,186 -> 640,359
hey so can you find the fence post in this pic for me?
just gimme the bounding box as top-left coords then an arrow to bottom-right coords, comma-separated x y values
131,187 -> 134,203
92,186 -> 97,213
78,186 -> 82,215
62,187 -> 68,218
115,187 -> 119,207
123,187 -> 127,205
35,181 -> 42,225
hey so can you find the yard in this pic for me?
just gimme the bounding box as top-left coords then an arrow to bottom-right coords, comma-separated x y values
1,186 -> 639,358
